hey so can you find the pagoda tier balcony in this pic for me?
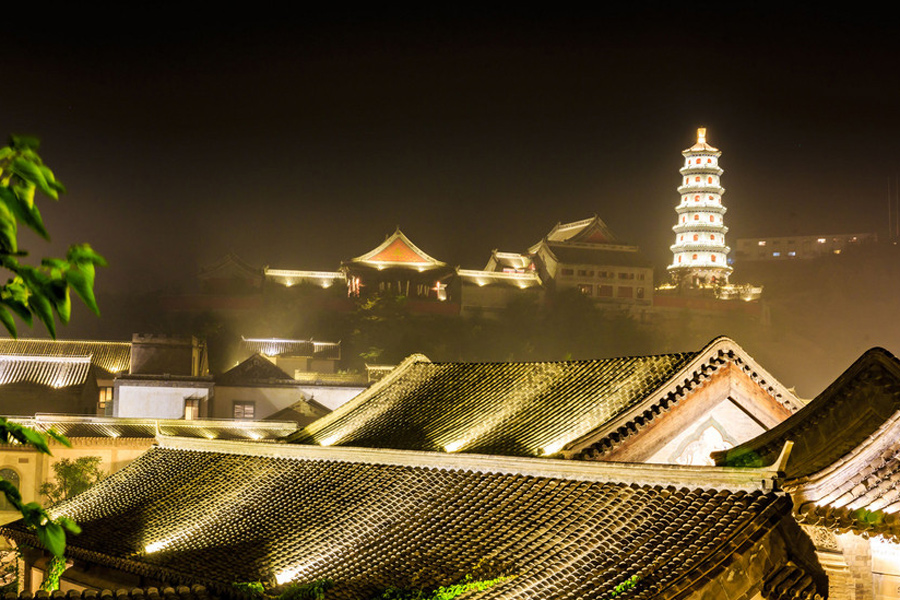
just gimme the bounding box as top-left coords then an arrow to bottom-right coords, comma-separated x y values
679,165 -> 724,176
678,199 -> 727,211
674,205 -> 727,216
672,223 -> 728,234
677,185 -> 725,195
671,243 -> 731,253
668,262 -> 733,274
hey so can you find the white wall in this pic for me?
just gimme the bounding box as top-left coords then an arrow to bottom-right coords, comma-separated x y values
115,385 -> 210,419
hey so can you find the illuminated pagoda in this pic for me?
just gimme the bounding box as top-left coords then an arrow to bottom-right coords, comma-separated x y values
668,127 -> 732,289
664,128 -> 761,301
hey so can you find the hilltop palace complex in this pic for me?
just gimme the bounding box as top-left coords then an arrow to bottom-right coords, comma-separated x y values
175,128 -> 762,319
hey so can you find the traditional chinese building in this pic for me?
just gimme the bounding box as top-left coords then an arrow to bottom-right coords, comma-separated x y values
341,228 -> 458,311
525,215 -> 653,306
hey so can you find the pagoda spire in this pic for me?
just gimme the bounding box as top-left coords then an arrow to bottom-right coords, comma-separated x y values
667,128 -> 733,289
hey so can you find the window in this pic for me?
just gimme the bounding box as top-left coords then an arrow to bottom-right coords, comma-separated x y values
817,238 -> 826,244
710,234 -> 715,240
0,469 -> 19,511
577,283 -> 593,296
617,286 -> 633,298
693,234 -> 699,241
692,254 -> 698,260
636,287 -> 645,299
597,285 -> 613,297
618,272 -> 634,280
638,273 -> 645,280
695,158 -> 700,164
709,215 -> 715,222
693,214 -> 699,221
694,195 -> 699,201
184,398 -> 201,420
561,268 -> 574,276
98,387 -> 113,412
695,176 -> 701,182
577,269 -> 594,277
233,401 -> 256,420
772,252 -> 781,257
708,176 -> 713,184
711,255 -> 717,262
759,240 -> 767,246
788,251 -> 796,257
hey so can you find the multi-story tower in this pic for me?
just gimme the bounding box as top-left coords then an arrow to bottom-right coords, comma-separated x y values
668,128 -> 733,289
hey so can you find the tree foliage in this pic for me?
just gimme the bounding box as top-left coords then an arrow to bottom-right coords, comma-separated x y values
0,419 -> 81,558
0,134 -> 104,575
40,456 -> 105,506
0,134 -> 106,338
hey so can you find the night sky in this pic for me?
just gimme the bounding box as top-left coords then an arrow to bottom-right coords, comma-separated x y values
5,6 -> 899,294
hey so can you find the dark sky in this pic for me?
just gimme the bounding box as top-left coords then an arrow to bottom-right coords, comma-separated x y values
5,6 -> 899,293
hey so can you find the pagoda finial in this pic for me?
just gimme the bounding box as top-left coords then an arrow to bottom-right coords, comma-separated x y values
697,128 -> 707,144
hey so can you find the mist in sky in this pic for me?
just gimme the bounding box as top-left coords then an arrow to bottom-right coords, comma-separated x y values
4,6 -> 899,394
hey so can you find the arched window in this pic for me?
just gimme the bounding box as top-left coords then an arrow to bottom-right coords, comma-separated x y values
709,215 -> 715,222
694,195 -> 700,201
694,214 -> 699,221
693,234 -> 699,241
695,176 -> 701,182
678,256 -> 682,263
682,216 -> 686,223
708,195 -> 714,200
0,468 -> 19,511
711,255 -> 717,262
707,158 -> 712,163
695,158 -> 700,164
692,254 -> 698,260
707,176 -> 713,184
710,234 -> 715,240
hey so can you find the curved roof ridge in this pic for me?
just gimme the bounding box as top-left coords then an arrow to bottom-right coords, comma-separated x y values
564,336 -> 802,458
288,352 -> 431,443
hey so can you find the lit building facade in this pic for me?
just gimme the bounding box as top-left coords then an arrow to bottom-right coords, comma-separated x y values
668,127 -> 733,288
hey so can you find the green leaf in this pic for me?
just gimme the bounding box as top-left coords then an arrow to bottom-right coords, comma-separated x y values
0,198 -> 18,253
12,158 -> 57,200
58,516 -> 81,535
0,479 -> 22,508
67,244 -> 107,268
38,165 -> 65,195
0,306 -> 15,337
35,520 -> 65,557
46,428 -> 71,448
8,184 -> 49,239
4,420 -> 51,454
28,291 -> 55,338
9,135 -> 40,151
66,266 -> 99,315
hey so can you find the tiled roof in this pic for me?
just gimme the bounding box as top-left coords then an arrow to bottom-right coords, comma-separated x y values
0,338 -> 131,375
11,416 -> 298,441
714,347 -> 900,540
545,216 -> 619,244
216,354 -> 296,386
1,585 -> 214,600
289,338 -> 801,458
347,229 -> 446,269
0,355 -> 92,387
544,244 -> 652,268
289,350 -> 698,456
240,338 -> 341,360
0,437 -> 825,600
